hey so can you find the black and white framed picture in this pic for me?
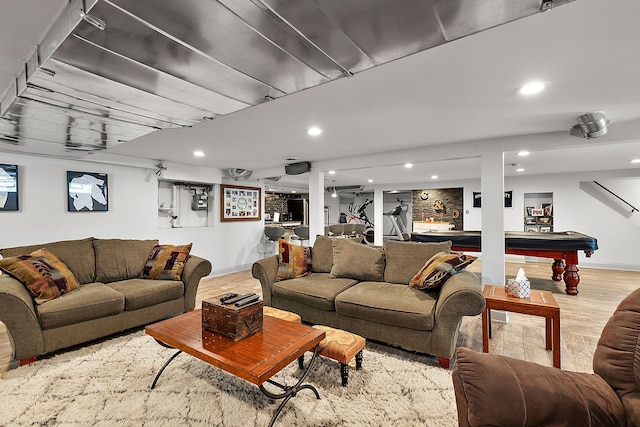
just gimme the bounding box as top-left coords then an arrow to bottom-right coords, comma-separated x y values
0,163 -> 19,211
67,171 -> 108,212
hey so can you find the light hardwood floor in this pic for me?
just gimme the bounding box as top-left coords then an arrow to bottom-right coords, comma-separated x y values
2,260 -> 639,374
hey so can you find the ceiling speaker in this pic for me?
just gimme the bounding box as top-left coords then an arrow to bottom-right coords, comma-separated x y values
285,161 -> 311,175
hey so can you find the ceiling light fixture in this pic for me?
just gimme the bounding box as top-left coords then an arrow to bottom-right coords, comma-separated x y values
328,170 -> 336,175
519,80 -> 548,95
331,187 -> 337,198
516,168 -> 525,172
404,163 -> 413,169
431,175 -> 438,179
307,126 -> 322,136
193,150 -> 204,157
367,179 -> 373,183
518,151 -> 530,157
630,159 -> 640,164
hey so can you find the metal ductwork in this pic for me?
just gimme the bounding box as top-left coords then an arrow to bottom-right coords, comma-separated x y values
331,185 -> 365,193
227,168 -> 252,180
570,112 -> 609,139
0,0 -> 576,159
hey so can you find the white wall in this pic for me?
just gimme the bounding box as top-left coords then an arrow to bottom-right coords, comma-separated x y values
1,154 -> 266,276
4,153 -> 639,274
408,172 -> 640,271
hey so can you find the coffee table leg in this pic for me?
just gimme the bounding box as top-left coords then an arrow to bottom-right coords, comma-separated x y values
151,349 -> 182,389
259,345 -> 321,427
553,311 -> 561,369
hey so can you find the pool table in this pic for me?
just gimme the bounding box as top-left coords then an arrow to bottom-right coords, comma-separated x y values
411,231 -> 598,295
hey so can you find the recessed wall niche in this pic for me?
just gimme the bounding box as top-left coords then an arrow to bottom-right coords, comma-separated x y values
158,180 -> 213,228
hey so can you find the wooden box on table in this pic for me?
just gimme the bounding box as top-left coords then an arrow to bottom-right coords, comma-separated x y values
202,296 -> 263,341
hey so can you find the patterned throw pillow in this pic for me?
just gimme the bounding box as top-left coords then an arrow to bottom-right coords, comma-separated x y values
139,243 -> 192,280
0,248 -> 79,304
409,252 -> 477,291
277,239 -> 312,281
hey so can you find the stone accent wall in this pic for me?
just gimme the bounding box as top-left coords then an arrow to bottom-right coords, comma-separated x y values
264,193 -> 307,220
412,188 -> 464,230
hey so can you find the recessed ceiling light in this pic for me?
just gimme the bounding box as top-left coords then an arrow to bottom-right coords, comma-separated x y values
328,170 -> 336,175
307,126 -> 322,136
404,163 -> 413,169
630,159 -> 640,164
193,150 -> 204,157
431,175 -> 438,179
291,190 -> 297,193
518,151 -> 530,157
516,168 -> 525,172
284,156 -> 299,161
367,179 -> 373,183
519,81 -> 549,96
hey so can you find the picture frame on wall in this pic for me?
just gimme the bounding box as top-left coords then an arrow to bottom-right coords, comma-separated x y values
0,163 -> 19,211
524,225 -> 538,232
220,184 -> 261,221
67,171 -> 108,212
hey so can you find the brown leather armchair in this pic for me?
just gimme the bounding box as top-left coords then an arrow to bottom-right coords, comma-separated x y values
452,287 -> 640,427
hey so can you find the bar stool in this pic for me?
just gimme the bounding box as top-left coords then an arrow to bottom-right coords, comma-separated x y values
291,225 -> 310,245
328,224 -> 344,237
264,226 -> 285,255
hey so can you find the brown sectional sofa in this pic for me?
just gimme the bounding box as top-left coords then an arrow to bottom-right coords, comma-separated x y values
0,237 -> 212,362
252,237 -> 485,367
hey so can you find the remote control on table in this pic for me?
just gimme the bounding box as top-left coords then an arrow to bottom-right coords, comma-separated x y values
222,293 -> 255,305
234,294 -> 260,307
219,293 -> 238,303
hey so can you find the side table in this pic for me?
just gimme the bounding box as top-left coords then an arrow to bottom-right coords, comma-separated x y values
482,284 -> 561,368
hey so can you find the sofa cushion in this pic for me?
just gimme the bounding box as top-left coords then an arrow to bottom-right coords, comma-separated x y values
107,279 -> 184,311
312,235 -> 334,273
36,283 -> 124,329
335,281 -> 436,331
94,239 -> 159,283
0,237 -> 96,284
409,252 -> 477,291
330,239 -> 385,282
277,239 -> 312,280
384,240 -> 452,284
139,243 -> 192,280
0,248 -> 80,304
272,273 -> 359,311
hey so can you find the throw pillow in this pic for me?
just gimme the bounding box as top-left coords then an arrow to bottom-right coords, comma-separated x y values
0,248 -> 79,304
311,235 -> 333,273
329,238 -> 385,282
409,252 -> 477,291
278,239 -> 313,281
139,243 -> 192,280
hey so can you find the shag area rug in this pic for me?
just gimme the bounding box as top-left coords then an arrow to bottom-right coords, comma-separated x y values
1,331 -> 458,426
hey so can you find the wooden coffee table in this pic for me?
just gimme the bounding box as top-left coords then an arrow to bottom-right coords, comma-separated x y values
145,310 -> 325,426
482,284 -> 561,368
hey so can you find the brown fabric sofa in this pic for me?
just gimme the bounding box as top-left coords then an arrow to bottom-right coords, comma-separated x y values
252,237 -> 485,367
452,287 -> 640,427
0,237 -> 212,363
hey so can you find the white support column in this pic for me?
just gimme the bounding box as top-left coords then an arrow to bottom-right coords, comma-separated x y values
480,147 -> 506,286
374,188 -> 384,246
308,170 -> 325,246
481,147 -> 507,322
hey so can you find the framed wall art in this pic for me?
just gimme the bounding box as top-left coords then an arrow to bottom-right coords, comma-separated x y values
67,171 -> 108,212
220,184 -> 261,221
0,163 -> 19,211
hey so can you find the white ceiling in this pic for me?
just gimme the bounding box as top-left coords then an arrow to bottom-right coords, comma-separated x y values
1,0 -> 640,190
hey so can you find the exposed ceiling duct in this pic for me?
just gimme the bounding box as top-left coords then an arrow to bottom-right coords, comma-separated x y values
570,112 -> 609,139
227,168 -> 252,180
0,0 -> 576,161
